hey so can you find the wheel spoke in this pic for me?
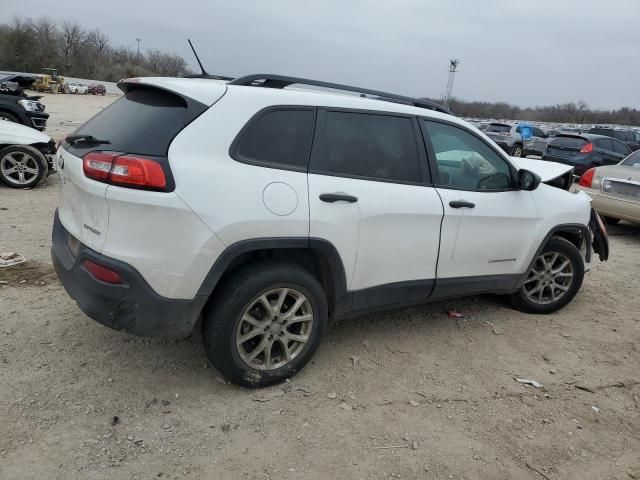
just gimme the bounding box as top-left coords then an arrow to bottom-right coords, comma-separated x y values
237,328 -> 264,345
552,260 -> 570,275
554,272 -> 573,278
285,332 -> 309,343
24,167 -> 39,176
247,337 -> 268,361
285,313 -> 313,327
548,253 -> 559,268
279,338 -> 292,361
264,340 -> 273,369
537,285 -> 544,302
274,288 -> 288,314
18,171 -> 25,183
549,286 -> 556,301
284,295 -> 305,318
257,295 -> 275,317
552,282 -> 569,292
3,155 -> 18,166
241,313 -> 265,329
2,166 -> 17,175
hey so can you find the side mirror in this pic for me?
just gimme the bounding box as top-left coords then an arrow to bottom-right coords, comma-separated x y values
518,169 -> 541,191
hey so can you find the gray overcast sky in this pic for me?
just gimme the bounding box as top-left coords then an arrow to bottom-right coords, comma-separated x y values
3,0 -> 639,109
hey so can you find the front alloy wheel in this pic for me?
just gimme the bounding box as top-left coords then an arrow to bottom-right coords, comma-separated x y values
510,237 -> 584,314
511,144 -> 523,157
236,288 -> 314,371
522,252 -> 574,305
0,145 -> 46,188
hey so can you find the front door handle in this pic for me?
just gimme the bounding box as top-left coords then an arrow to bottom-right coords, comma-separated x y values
449,200 -> 475,209
319,193 -> 358,203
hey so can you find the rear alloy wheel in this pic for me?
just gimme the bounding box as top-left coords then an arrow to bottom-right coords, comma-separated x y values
202,262 -> 327,387
510,237 -> 584,314
511,144 -> 523,157
0,145 -> 47,188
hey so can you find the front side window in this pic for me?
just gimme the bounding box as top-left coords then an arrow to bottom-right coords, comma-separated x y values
233,109 -> 315,170
309,111 -> 422,183
422,120 -> 515,191
621,150 -> 640,167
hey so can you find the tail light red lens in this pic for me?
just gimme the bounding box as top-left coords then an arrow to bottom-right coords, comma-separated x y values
82,152 -> 167,190
578,167 -> 596,188
110,156 -> 166,188
82,260 -> 123,284
580,142 -> 593,153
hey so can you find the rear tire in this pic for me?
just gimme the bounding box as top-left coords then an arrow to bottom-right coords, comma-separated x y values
603,216 -> 620,225
510,237 -> 584,314
201,261 -> 328,388
511,143 -> 523,157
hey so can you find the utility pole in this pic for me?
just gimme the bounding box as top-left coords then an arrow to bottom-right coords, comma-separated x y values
442,59 -> 460,109
136,38 -> 141,56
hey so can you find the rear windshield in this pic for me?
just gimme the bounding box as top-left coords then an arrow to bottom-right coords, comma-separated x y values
551,135 -> 588,148
66,87 -> 205,156
589,128 -> 613,137
485,124 -> 511,133
621,150 -> 640,167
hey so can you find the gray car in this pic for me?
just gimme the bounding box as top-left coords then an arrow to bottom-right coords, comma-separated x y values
484,122 -> 525,156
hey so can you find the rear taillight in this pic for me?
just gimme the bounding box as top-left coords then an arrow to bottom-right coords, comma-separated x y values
578,167 -> 596,188
82,260 -> 123,284
82,152 -> 167,190
111,156 -> 166,188
580,142 -> 593,153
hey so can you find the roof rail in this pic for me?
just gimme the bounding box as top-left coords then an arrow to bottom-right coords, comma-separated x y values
229,74 -> 453,115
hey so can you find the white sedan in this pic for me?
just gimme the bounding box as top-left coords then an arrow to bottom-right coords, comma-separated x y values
65,83 -> 88,94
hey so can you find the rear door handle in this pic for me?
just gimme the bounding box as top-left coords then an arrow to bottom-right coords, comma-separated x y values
449,200 -> 475,209
319,193 -> 358,203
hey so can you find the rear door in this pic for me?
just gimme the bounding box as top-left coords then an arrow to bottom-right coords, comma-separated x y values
595,138 -> 619,165
611,139 -> 632,162
308,109 -> 443,307
420,119 -> 539,297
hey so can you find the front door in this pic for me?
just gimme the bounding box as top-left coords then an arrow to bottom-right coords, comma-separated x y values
419,119 -> 540,298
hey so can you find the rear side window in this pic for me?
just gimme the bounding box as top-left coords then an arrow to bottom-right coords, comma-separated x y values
552,136 -> 588,148
612,140 -> 631,155
233,108 -> 315,170
309,111 -> 422,183
589,128 -> 612,137
67,87 -> 205,156
621,150 -> 640,166
597,138 -> 613,151
485,124 -> 512,133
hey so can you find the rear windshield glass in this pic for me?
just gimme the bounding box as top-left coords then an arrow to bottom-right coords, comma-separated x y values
67,87 -> 205,156
485,124 -> 511,133
589,128 -> 612,137
621,150 -> 640,167
551,136 -> 588,148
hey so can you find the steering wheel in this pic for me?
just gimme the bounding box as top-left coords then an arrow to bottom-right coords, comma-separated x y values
477,172 -> 511,190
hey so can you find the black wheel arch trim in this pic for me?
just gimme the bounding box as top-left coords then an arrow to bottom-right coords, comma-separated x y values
196,237 -> 350,312
515,222 -> 592,290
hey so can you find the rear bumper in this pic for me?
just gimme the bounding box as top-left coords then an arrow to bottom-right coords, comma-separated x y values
579,189 -> 640,224
542,155 -> 591,176
51,210 -> 206,337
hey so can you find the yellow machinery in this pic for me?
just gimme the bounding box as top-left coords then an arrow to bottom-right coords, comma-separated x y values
33,68 -> 65,93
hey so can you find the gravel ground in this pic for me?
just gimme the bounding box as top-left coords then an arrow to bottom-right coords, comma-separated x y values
1,93 -> 639,480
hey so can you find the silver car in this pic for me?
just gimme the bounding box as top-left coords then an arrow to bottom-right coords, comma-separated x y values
484,122 -> 524,156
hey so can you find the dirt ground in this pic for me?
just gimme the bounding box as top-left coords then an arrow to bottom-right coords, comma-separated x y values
1,93 -> 639,480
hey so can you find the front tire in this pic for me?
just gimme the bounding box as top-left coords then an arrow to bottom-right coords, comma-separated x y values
202,261 -> 328,388
510,237 -> 584,314
0,145 -> 47,188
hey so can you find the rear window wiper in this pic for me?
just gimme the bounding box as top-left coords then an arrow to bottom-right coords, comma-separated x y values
66,134 -> 111,146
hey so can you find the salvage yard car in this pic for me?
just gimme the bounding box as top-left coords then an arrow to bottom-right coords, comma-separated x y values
577,149 -> 640,225
51,74 -> 609,387
0,120 -> 56,187
0,91 -> 48,130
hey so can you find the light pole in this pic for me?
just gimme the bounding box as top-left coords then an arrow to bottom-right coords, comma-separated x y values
136,38 -> 141,56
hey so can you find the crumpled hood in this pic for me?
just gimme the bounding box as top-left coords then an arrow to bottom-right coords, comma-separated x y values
0,120 -> 50,145
509,156 -> 573,182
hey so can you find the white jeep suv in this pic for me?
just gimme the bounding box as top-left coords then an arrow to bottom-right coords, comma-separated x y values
52,74 -> 609,387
